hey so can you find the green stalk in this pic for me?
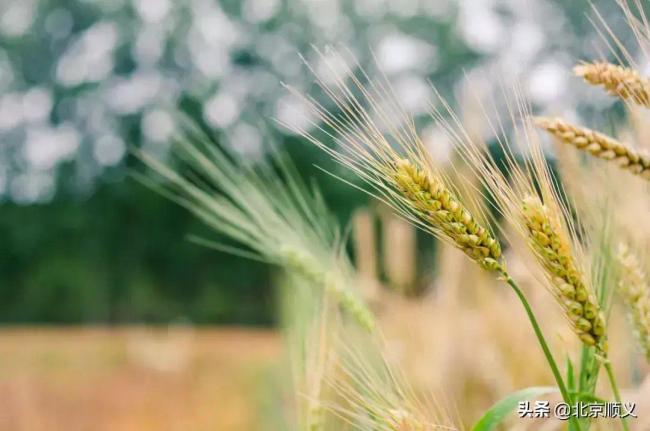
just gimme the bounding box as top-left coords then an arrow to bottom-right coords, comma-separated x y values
604,362 -> 630,431
577,345 -> 600,431
504,275 -> 581,431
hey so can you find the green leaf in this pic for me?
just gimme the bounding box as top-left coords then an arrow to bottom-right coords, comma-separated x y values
471,387 -> 558,431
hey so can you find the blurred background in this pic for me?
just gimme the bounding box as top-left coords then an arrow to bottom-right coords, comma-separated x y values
0,0 -> 640,429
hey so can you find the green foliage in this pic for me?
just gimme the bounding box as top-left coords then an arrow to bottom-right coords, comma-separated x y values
0,0 -> 618,324
0,178 -> 274,324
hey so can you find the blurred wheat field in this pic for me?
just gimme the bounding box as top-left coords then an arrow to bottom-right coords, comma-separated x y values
0,327 -> 279,431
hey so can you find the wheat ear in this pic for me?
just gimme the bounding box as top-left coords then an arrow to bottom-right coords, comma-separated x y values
535,117 -> 650,181
616,244 -> 650,362
281,246 -> 375,331
574,62 -> 650,108
138,128 -> 375,332
393,159 -> 504,273
329,334 -> 458,431
522,195 -> 608,354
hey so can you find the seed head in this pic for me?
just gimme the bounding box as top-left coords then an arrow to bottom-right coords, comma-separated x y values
521,195 -> 608,354
392,159 -> 504,273
616,244 -> 650,362
535,117 -> 650,181
574,62 -> 650,108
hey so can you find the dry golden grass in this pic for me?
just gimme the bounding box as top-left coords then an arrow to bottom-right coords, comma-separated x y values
0,327 -> 279,431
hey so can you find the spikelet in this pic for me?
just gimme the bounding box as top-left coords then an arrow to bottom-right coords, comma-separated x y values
535,117 -> 650,181
574,62 -> 650,108
521,195 -> 608,354
392,159 -> 503,273
616,244 -> 650,361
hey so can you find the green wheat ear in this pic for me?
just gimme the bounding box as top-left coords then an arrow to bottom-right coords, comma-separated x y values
137,120 -> 374,331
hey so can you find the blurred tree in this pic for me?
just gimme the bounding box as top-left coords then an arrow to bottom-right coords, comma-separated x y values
0,0 -> 623,324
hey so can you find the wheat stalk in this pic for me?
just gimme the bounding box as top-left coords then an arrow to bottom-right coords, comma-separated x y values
574,62 -> 650,108
459,111 -> 609,355
535,117 -> 650,181
521,195 -> 608,354
286,52 -> 592,423
616,244 -> 650,362
281,277 -> 333,431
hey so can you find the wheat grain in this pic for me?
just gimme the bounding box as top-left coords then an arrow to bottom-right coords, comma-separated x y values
393,159 -> 504,273
616,244 -> 650,361
521,195 -> 608,354
574,62 -> 650,108
535,117 -> 650,181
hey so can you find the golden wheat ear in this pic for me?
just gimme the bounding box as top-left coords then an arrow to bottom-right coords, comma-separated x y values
534,117 -> 650,181
574,62 -> 650,107
521,195 -> 608,354
284,48 -> 506,277
392,159 -> 503,273
616,244 -> 650,362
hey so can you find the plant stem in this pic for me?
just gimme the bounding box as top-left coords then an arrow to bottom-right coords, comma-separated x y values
604,362 -> 630,431
577,345 -> 600,431
504,275 -> 581,431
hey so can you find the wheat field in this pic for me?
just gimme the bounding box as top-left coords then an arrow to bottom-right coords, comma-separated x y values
0,328 -> 279,431
8,1 -> 650,430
